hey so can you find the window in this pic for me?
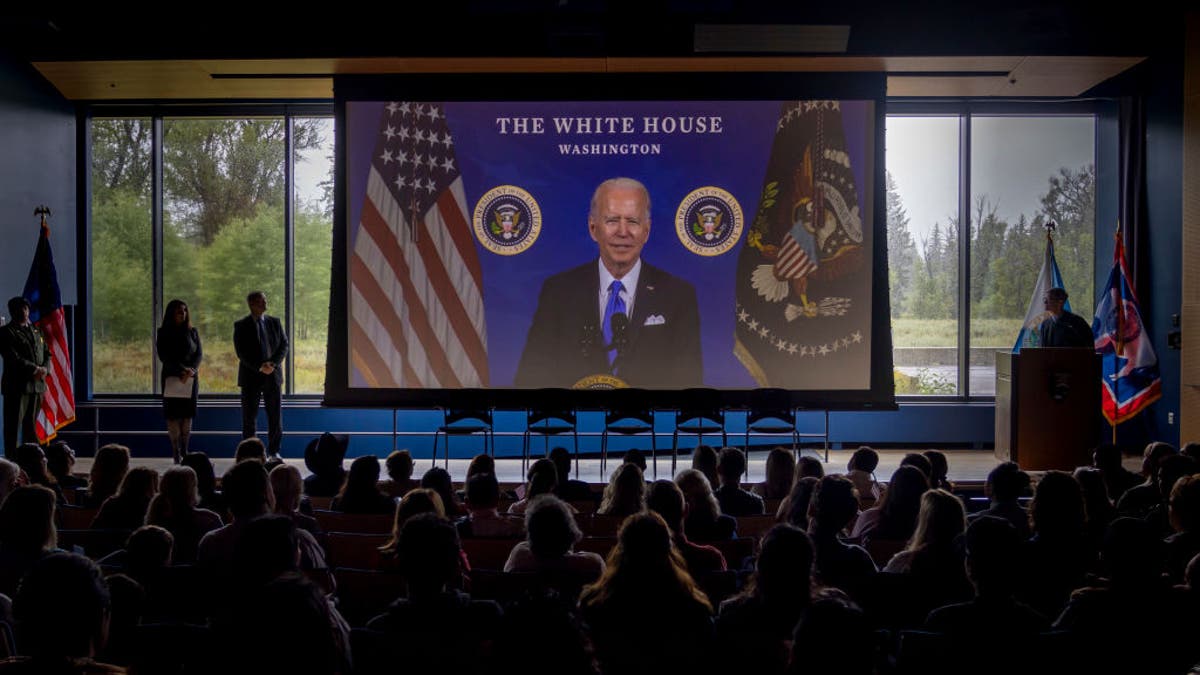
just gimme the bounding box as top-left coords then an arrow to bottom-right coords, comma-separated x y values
89,109 -> 333,397
886,110 -> 1096,398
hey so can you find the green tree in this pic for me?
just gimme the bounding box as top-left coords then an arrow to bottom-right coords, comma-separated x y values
885,172 -> 920,317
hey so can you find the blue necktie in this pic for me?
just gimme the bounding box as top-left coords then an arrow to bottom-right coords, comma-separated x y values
257,318 -> 269,361
602,280 -> 626,367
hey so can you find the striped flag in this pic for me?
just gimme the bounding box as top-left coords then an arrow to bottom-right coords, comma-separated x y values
1012,233 -> 1070,352
1092,231 -> 1161,424
22,220 -> 75,441
350,102 -> 488,388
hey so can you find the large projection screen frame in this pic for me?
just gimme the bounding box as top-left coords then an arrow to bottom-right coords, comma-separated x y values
327,72 -> 895,411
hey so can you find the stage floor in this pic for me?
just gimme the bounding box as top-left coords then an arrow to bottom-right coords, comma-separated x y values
73,448 -> 1019,487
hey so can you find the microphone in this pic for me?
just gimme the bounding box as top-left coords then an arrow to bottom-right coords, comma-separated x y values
609,312 -> 629,350
580,322 -> 599,358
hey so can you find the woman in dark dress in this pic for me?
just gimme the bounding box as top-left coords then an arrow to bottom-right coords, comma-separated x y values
156,299 -> 201,464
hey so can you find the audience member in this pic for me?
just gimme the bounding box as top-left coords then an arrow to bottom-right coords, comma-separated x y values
14,443 -> 65,504
690,444 -> 720,490
0,458 -> 21,505
846,446 -> 882,504
180,451 -> 224,516
459,473 -> 523,539
465,453 -> 495,480
145,465 -> 223,564
550,446 -> 594,503
1020,470 -> 1094,619
91,467 -> 158,531
852,465 -> 929,543
421,466 -> 464,518
379,488 -> 447,565
898,452 -> 933,479
715,447 -> 765,516
1181,441 -> 1200,462
381,449 -> 419,499
778,476 -> 819,528
1117,441 -> 1177,517
808,476 -> 876,600
505,495 -> 604,580
233,437 -> 267,464
925,516 -> 1048,640
676,469 -> 737,541
2,552 -> 123,674
330,455 -> 395,515
968,461 -> 1031,539
302,432 -> 348,498
269,464 -> 320,538
493,589 -> 598,675
597,463 -> 645,518
83,443 -> 130,508
509,458 -> 559,515
1092,443 -> 1141,503
367,514 -> 502,675
882,489 -> 972,617
119,525 -> 174,587
1055,517 -> 1198,674
45,440 -> 87,490
580,512 -> 714,675
1166,471 -> 1200,583
923,450 -> 952,490
716,524 -> 816,675
1073,466 -> 1117,546
786,596 -> 874,675
621,448 -> 647,475
0,485 -> 59,598
796,456 -> 825,480
753,447 -> 796,500
646,479 -> 726,575
1145,454 -> 1200,537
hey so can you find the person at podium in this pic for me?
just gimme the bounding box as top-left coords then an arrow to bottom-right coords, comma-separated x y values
1037,287 -> 1093,348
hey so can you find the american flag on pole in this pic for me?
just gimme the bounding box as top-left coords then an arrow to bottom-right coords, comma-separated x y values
350,102 -> 488,388
1092,230 -> 1161,424
22,218 -> 75,441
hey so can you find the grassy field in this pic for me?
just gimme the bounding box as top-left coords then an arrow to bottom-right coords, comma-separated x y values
93,336 -> 327,395
890,317 -> 1024,348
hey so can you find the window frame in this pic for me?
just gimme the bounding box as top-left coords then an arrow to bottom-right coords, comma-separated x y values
84,103 -> 334,400
886,99 -> 1103,402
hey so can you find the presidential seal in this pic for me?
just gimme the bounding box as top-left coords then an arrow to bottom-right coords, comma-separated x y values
675,186 -> 743,256
571,374 -> 629,390
473,185 -> 542,255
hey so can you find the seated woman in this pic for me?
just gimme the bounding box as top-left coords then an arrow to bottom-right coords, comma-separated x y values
44,441 -> 88,490
851,465 -> 929,545
504,495 -> 604,581
753,447 -> 797,501
181,451 -> 225,517
421,467 -> 465,518
145,465 -> 223,564
508,458 -> 560,516
14,443 -> 65,504
330,455 -> 395,515
0,486 -> 61,598
597,463 -> 645,519
91,466 -> 159,530
380,449 -> 420,499
882,488 -> 973,620
82,443 -> 131,508
580,512 -> 714,675
717,524 -> 818,675
675,469 -> 736,541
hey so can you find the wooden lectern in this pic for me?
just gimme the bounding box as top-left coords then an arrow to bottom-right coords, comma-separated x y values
994,349 -> 1101,471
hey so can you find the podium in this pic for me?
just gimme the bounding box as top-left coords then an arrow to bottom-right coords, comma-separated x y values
994,349 -> 1101,471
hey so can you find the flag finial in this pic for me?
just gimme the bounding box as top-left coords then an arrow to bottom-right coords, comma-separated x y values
1043,219 -> 1056,242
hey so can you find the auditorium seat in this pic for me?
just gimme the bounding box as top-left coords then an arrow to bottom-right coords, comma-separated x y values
701,537 -> 756,569
574,536 -> 617,560
325,532 -> 389,570
460,537 -> 521,571
333,568 -> 407,626
57,528 -> 131,559
582,514 -> 624,537
130,622 -> 213,675
864,537 -> 908,568
307,495 -> 334,511
695,570 -> 738,606
312,509 -> 393,534
56,505 -> 98,530
734,514 -> 778,541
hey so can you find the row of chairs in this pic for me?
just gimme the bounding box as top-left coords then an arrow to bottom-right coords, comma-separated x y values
433,388 -> 831,479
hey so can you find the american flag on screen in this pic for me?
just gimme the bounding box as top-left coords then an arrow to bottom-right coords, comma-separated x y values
350,102 -> 489,387
23,219 -> 75,441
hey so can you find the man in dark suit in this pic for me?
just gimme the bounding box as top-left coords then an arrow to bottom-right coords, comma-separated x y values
1037,286 -> 1094,348
0,296 -> 49,458
514,177 -> 702,389
233,291 -> 288,457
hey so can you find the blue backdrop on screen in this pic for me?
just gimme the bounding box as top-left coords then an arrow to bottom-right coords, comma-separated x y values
345,100 -> 874,390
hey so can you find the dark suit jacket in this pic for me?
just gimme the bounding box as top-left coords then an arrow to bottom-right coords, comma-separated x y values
0,322 -> 50,395
514,259 -> 702,389
233,314 -> 288,387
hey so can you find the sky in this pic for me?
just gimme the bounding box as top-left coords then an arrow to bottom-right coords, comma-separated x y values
885,115 -> 1095,246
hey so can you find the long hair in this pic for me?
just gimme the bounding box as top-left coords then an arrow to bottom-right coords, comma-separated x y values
336,455 -> 384,507
0,486 -> 57,552
161,299 -> 191,331
526,458 -> 559,501
598,463 -> 645,517
147,466 -> 199,526
581,511 -> 710,613
873,465 -> 929,540
761,448 -> 797,499
1029,470 -> 1087,539
380,488 -> 445,555
905,489 -> 966,552
735,524 -> 814,608
675,469 -> 721,522
88,444 -> 131,503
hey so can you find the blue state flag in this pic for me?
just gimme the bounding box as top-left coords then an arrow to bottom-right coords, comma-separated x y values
1012,235 -> 1070,352
1092,233 -> 1161,424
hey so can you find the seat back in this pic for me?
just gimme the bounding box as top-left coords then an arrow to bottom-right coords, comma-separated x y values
313,510 -> 394,534
326,532 -> 390,570
528,408 -> 577,428
444,407 -> 493,427
746,387 -> 796,428
57,528 -> 131,559
335,569 -> 407,626
460,537 -> 521,571
676,387 -> 725,427
57,505 -> 99,530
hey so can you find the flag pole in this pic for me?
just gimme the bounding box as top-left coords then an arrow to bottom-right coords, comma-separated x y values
1112,222 -> 1122,445
34,205 -> 51,229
